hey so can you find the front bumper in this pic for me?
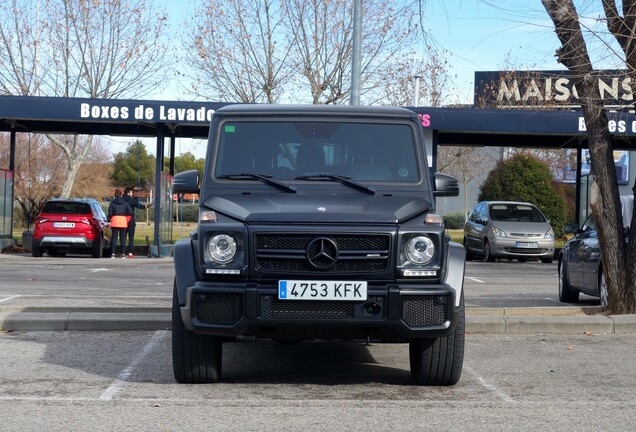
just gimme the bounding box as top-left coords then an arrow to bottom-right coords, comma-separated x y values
173,236 -> 465,342
178,282 -> 460,341
488,237 -> 555,258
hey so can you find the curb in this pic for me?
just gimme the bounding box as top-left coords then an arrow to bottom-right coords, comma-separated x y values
2,310 -> 636,334
0,312 -> 170,332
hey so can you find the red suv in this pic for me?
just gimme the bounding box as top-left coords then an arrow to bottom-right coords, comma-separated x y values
32,198 -> 112,258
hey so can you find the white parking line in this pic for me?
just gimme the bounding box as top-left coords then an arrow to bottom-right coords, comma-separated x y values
463,365 -> 514,403
465,277 -> 485,283
99,330 -> 169,401
0,295 -> 21,304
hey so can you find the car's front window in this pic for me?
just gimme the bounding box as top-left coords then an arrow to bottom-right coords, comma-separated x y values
489,204 -> 547,222
213,121 -> 420,183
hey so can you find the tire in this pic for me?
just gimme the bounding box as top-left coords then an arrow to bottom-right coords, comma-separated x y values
32,245 -> 43,257
558,259 -> 579,302
463,238 -> 473,261
172,280 -> 222,383
483,241 -> 495,262
92,236 -> 103,258
598,268 -> 609,307
409,294 -> 465,386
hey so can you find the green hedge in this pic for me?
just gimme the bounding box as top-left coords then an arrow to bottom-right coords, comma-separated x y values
478,154 -> 566,236
100,202 -> 199,223
443,212 -> 466,229
173,204 -> 198,223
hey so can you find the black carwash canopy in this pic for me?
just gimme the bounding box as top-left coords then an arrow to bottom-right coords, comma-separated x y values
2,95 -> 636,246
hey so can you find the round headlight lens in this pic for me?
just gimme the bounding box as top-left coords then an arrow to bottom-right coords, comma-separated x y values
208,234 -> 237,263
406,236 -> 435,265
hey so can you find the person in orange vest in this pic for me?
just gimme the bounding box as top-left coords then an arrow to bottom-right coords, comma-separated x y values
107,189 -> 133,258
123,187 -> 153,259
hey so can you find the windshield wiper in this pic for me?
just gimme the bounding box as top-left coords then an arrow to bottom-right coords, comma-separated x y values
294,174 -> 375,195
217,173 -> 297,193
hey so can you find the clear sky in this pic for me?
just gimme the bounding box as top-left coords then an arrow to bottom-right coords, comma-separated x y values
111,1 -> 600,159
422,1 -> 564,102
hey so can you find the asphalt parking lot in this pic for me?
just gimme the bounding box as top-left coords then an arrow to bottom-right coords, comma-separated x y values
1,254 -> 635,430
1,254 -> 631,334
1,330 -> 635,431
0,253 -> 583,310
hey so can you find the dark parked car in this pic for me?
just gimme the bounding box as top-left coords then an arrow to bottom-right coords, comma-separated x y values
32,198 -> 111,258
558,196 -> 633,306
463,200 -> 555,263
171,104 -> 465,386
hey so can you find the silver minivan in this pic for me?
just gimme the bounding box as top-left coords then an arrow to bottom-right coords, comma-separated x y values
463,200 -> 555,263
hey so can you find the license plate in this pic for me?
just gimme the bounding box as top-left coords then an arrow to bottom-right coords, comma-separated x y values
53,222 -> 75,228
278,280 -> 367,301
515,242 -> 538,248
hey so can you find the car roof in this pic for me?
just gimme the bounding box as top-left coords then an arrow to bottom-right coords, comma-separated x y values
45,197 -> 98,203
216,103 -> 418,120
482,200 -> 535,206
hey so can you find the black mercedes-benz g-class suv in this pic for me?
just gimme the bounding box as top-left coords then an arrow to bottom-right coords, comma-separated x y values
172,104 -> 465,385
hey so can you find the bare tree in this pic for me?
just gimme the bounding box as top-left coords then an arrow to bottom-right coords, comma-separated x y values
1,132 -> 111,226
381,48 -> 456,107
0,0 -> 170,197
437,146 -> 496,218
185,0 -> 420,105
185,0 -> 292,103
542,0 -> 636,313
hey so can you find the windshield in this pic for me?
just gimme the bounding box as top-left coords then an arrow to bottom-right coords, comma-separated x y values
213,121 -> 420,183
489,203 -> 547,222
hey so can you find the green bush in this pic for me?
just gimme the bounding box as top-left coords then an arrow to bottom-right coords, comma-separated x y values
443,212 -> 466,229
478,154 -> 566,236
174,204 -> 199,223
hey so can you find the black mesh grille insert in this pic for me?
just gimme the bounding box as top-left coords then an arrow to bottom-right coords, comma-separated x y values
255,233 -> 390,273
193,293 -> 243,325
401,295 -> 448,327
260,295 -> 385,321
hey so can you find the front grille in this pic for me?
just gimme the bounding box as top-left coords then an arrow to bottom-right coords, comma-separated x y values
401,295 -> 448,327
509,233 -> 542,238
193,293 -> 243,325
255,233 -> 390,273
259,295 -> 385,321
504,247 -> 549,254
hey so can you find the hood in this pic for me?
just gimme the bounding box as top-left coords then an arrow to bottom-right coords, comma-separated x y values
203,193 -> 432,224
491,220 -> 552,235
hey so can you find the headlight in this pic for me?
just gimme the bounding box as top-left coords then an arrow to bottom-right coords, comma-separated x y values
545,228 -> 555,240
208,234 -> 237,263
406,235 -> 435,265
491,227 -> 506,237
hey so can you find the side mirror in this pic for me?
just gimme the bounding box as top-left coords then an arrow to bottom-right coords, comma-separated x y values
564,223 -> 579,234
173,169 -> 200,194
433,173 -> 460,197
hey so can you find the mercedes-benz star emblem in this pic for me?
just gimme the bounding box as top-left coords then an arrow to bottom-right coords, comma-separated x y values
306,237 -> 339,270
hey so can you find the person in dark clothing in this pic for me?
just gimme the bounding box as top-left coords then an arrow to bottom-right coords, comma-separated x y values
123,187 -> 153,259
107,189 -> 133,258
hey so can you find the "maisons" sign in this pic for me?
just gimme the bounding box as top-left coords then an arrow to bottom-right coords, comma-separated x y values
474,70 -> 633,108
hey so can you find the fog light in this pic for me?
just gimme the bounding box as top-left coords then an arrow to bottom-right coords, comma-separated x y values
403,269 -> 437,277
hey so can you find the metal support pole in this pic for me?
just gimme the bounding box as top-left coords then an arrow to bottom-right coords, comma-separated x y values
350,0 -> 362,105
169,135 -> 176,176
413,75 -> 421,107
575,144 -> 583,225
2,128 -> 16,240
153,124 -> 165,255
